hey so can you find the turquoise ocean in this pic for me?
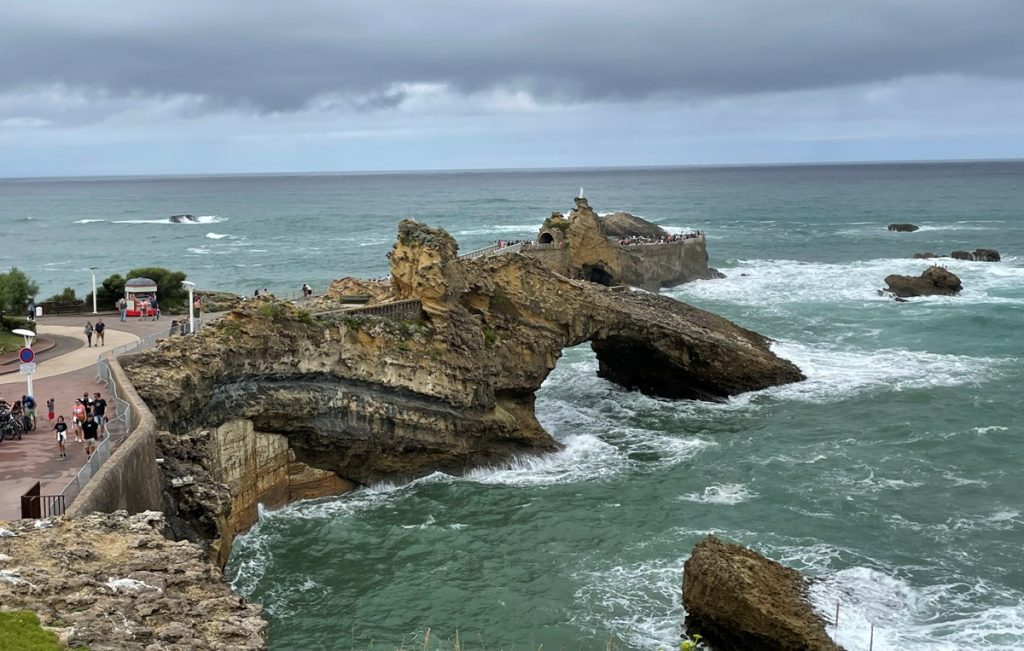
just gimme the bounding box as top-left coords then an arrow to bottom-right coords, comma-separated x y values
3,161 -> 1023,649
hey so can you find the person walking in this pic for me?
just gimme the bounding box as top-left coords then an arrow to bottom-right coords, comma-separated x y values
46,398 -> 55,428
84,321 -> 94,347
95,318 -> 105,346
92,392 -> 107,437
82,417 -> 99,458
22,394 -> 36,430
71,398 -> 86,443
53,416 -> 68,460
118,297 -> 127,322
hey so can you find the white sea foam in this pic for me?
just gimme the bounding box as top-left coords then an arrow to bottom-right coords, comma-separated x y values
111,215 -> 227,224
205,232 -> 231,239
660,225 -> 697,235
808,566 -> 1024,650
680,482 -> 757,505
572,558 -> 683,648
186,247 -> 210,255
73,218 -> 107,224
455,224 -> 541,236
673,256 -> 1024,307
732,339 -> 1006,405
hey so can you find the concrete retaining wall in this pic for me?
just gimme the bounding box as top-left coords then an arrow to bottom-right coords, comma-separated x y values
66,357 -> 164,517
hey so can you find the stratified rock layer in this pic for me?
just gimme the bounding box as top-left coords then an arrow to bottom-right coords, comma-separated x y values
682,536 -> 842,651
0,511 -> 266,650
884,265 -> 962,297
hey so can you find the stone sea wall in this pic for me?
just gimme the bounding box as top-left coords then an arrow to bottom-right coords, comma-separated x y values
66,356 -> 163,517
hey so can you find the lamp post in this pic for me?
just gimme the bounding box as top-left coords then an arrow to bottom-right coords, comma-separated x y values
11,328 -> 35,398
88,266 -> 98,314
181,281 -> 196,334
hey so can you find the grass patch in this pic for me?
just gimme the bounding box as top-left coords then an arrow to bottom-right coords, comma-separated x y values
258,301 -> 282,320
482,327 -> 498,347
0,330 -> 24,355
0,611 -> 65,650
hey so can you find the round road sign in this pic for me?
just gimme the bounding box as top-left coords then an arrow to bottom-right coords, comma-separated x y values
18,347 -> 34,364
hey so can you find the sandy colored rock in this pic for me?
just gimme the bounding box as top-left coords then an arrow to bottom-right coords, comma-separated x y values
0,511 -> 266,650
683,536 -> 842,651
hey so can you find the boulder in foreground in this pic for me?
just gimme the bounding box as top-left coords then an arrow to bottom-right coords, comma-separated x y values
884,265 -> 961,298
683,536 -> 843,651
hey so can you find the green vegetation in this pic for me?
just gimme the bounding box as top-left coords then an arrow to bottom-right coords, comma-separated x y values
43,287 -> 79,304
482,327 -> 498,347
90,273 -> 125,309
258,301 -> 283,320
0,267 -> 40,314
0,611 -> 64,650
0,329 -> 24,354
296,309 -> 315,325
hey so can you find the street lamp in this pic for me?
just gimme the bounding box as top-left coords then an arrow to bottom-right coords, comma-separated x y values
11,328 -> 36,398
88,266 -> 98,314
181,281 -> 196,334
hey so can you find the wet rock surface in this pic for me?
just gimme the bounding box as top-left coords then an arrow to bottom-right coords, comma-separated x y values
0,511 -> 266,650
682,536 -> 842,651
884,265 -> 962,297
951,248 -> 1001,262
887,223 -> 920,232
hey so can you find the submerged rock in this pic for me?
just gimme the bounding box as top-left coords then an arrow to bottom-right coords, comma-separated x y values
682,536 -> 843,651
912,252 -> 938,259
883,265 -> 962,298
887,223 -> 919,232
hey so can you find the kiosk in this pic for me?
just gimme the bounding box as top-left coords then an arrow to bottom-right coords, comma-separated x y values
124,277 -> 158,319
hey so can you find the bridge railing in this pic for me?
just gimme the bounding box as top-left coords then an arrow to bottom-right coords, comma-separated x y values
313,298 -> 423,321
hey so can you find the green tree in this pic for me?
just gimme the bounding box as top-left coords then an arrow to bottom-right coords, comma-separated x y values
0,267 -> 40,314
44,287 -> 78,303
125,267 -> 189,311
86,273 -> 126,310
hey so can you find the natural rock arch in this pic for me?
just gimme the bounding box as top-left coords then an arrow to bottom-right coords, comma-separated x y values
123,221 -> 803,555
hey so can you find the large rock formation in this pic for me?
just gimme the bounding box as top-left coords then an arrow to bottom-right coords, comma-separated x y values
887,223 -> 919,232
598,211 -> 668,239
884,265 -> 962,298
951,248 -> 1001,262
122,220 -> 802,557
0,511 -> 266,650
683,536 -> 843,651
530,197 -> 721,289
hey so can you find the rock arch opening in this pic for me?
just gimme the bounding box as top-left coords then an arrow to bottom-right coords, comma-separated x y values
582,264 -> 614,286
539,232 -> 555,244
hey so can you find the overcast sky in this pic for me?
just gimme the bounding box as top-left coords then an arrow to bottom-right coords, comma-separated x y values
1,0 -> 1023,177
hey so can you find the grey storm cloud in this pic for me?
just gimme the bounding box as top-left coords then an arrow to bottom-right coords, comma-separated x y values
2,0 -> 1024,112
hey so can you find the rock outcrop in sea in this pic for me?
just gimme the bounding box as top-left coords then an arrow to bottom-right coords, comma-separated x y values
883,265 -> 962,298
121,219 -> 804,562
682,536 -> 843,651
951,248 -> 1001,262
528,197 -> 722,288
887,223 -> 919,232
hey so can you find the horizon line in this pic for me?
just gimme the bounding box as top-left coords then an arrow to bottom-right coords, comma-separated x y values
1,156 -> 1022,183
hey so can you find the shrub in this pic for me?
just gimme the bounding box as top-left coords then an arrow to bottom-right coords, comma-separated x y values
0,267 -> 40,313
44,287 -> 79,303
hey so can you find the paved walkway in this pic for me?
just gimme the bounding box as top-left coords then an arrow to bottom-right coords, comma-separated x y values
0,313 -> 178,522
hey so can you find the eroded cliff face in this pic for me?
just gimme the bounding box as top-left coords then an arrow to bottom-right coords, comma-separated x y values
122,220 -> 802,558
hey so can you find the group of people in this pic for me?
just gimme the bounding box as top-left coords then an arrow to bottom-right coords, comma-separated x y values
83,318 -> 106,347
116,296 -> 160,321
617,231 -> 702,246
0,390 -> 108,460
53,392 -> 109,460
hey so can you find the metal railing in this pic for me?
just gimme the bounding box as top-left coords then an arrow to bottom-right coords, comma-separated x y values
313,298 -> 423,321
57,435 -> 114,506
22,493 -> 66,518
459,242 -> 525,259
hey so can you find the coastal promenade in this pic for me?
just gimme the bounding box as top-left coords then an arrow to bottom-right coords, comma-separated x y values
0,313 -> 173,521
